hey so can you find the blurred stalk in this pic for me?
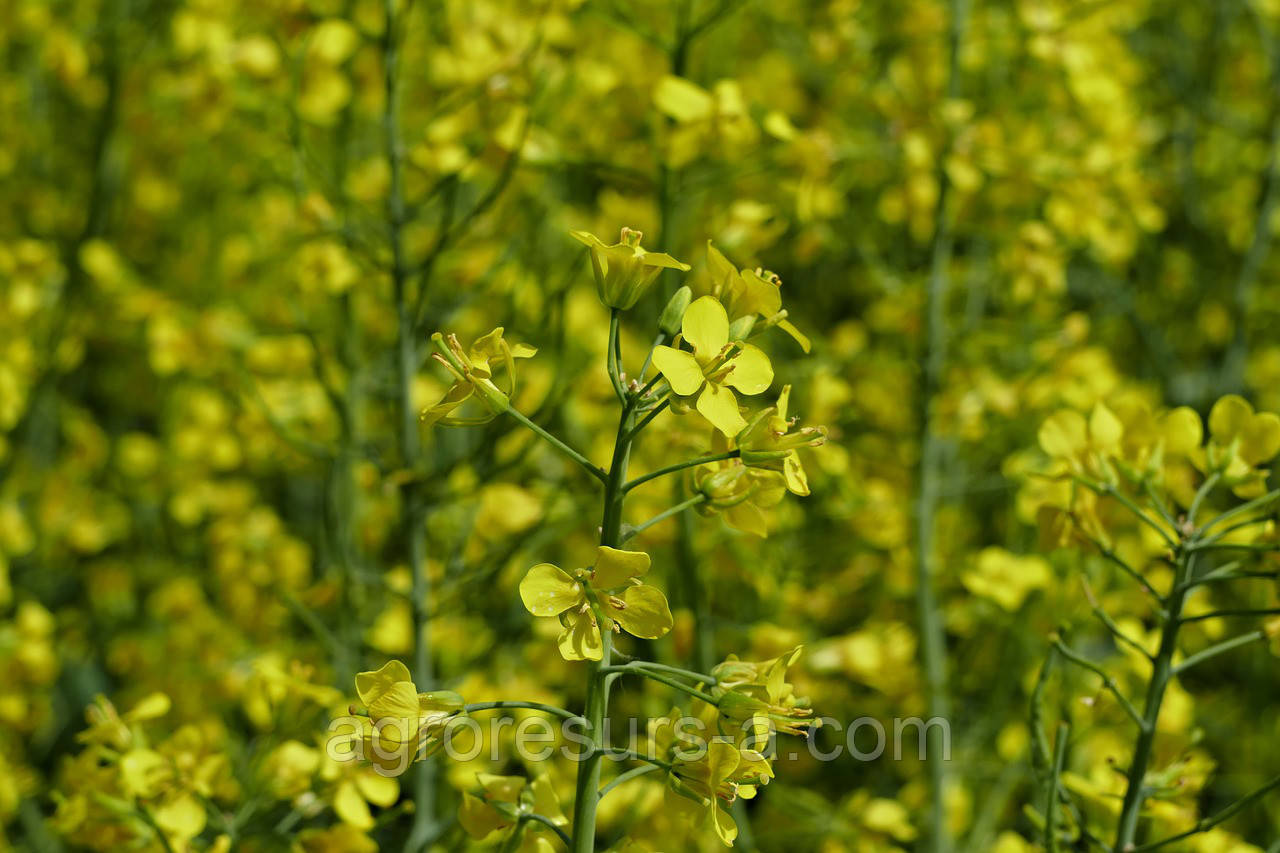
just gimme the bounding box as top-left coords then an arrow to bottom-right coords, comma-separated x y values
1222,20 -> 1280,394
914,0 -> 968,850
382,0 -> 438,845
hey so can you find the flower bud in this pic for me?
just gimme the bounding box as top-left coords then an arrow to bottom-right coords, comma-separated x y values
659,285 -> 693,335
571,228 -> 691,311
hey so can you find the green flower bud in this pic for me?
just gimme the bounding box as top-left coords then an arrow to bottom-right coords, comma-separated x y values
570,228 -> 691,311
659,285 -> 693,335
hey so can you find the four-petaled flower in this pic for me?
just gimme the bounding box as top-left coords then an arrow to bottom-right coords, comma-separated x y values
702,241 -> 809,352
652,295 -> 774,437
421,328 -> 536,427
736,385 -> 826,496
519,546 -> 673,661
348,661 -> 463,776
1200,394 -> 1280,497
571,227 -> 691,310
711,646 -> 817,737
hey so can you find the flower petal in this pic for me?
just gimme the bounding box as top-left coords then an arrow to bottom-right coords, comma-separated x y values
356,769 -> 399,807
1209,394 -> 1252,442
591,546 -> 651,589
642,251 -> 692,271
1161,407 -> 1203,456
419,383 -> 474,428
697,383 -> 747,437
1241,412 -> 1280,466
334,779 -> 374,829
723,344 -> 773,395
607,584 -> 673,639
713,802 -> 739,845
519,563 -> 582,617
1038,410 -> 1087,460
557,613 -> 603,661
682,296 -> 729,355
652,346 -> 705,396
355,661 -> 418,718
783,452 -> 810,496
777,318 -> 811,353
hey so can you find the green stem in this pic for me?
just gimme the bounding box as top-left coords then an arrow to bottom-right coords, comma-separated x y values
623,451 -> 738,493
1081,480 -> 1177,549
525,813 -> 573,847
570,398 -> 634,853
1199,486 -> 1280,534
620,494 -> 708,543
1187,473 -> 1222,528
612,658 -> 716,684
1050,638 -> 1146,729
602,663 -> 719,704
1114,549 -> 1196,850
506,408 -> 608,482
608,309 -> 628,404
1179,607 -> 1280,623
1045,722 -> 1070,853
1130,774 -> 1280,852
1172,630 -> 1267,675
625,397 -> 671,441
464,701 -> 581,722
598,765 -> 662,800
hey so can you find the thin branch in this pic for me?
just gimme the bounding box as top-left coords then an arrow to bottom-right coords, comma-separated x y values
598,764 -> 662,800
1081,577 -> 1154,662
1051,637 -> 1147,730
1173,630 -> 1267,675
505,408 -> 607,482
1130,774 -> 1280,852
623,451 -> 739,493
524,813 -> 571,846
1179,608 -> 1280,624
464,701 -> 581,722
619,494 -> 709,543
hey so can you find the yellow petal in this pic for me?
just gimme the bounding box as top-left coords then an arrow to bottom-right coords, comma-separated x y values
1240,411 -> 1280,466
725,500 -> 769,537
420,383 -> 474,428
334,779 -> 374,830
607,584 -> 673,639
557,613 -> 603,661
153,793 -> 206,842
707,740 -> 741,786
653,75 -> 715,123
783,452 -> 809,496
458,791 -> 509,839
777,318 -> 811,353
1209,395 -> 1252,442
641,251 -> 692,271
697,383 -> 747,437
355,769 -> 399,807
1161,407 -> 1203,456
355,661 -> 419,719
519,563 -> 582,617
652,346 -> 705,396
713,802 -> 739,845
682,296 -> 730,356
723,344 -> 773,395
1088,402 -> 1123,451
591,546 -> 651,589
1038,410 -> 1087,460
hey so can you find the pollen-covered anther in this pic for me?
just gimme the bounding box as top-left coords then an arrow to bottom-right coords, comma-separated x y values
607,595 -> 626,610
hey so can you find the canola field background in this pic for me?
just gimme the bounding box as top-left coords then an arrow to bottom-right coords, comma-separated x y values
2,0 -> 1280,850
